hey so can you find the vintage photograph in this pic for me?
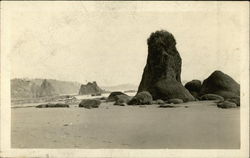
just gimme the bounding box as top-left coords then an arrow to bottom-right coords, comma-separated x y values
0,1 -> 249,157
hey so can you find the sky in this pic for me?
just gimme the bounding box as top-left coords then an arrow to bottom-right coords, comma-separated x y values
3,1 -> 248,86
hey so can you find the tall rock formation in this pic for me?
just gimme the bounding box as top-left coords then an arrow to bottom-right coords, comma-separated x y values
137,30 -> 194,102
78,81 -> 103,95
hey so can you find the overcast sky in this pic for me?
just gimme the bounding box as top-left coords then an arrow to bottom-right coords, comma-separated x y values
3,2 -> 248,86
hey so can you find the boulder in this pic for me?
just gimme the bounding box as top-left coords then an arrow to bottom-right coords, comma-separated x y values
168,98 -> 183,104
36,103 -> 69,108
184,80 -> 202,92
127,91 -> 153,105
217,101 -> 237,109
226,96 -> 240,106
79,99 -> 101,109
107,91 -> 127,102
200,71 -> 240,100
114,94 -> 131,105
158,104 -> 178,108
200,94 -> 224,101
36,104 -> 47,108
155,99 -> 165,105
114,103 -> 126,106
137,30 -> 194,102
184,80 -> 202,99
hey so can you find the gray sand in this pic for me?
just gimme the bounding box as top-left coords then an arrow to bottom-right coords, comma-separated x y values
11,101 -> 240,149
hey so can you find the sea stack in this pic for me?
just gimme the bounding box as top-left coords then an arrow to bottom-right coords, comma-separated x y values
137,30 -> 194,102
78,81 -> 103,95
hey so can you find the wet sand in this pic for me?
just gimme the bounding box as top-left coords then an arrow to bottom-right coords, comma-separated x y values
11,101 -> 240,149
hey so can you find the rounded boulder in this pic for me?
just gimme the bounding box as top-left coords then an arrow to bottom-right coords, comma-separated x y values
107,91 -> 127,102
79,99 -> 101,109
185,80 -> 202,93
168,98 -> 183,104
200,94 -> 224,101
114,94 -> 131,105
128,91 -> 153,105
217,101 -> 237,109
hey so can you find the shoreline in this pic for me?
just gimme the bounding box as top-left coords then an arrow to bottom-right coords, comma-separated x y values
11,101 -> 240,149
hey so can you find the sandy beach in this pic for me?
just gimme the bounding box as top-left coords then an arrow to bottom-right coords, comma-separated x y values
11,101 -> 240,149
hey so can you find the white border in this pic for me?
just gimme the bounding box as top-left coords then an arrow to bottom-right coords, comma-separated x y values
0,1 -> 249,158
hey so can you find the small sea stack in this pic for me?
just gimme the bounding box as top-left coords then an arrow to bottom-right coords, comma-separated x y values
78,81 -> 103,95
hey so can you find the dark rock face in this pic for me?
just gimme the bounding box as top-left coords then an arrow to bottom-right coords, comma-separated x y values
190,91 -> 199,99
137,30 -> 194,102
36,103 -> 69,108
152,80 -> 194,102
107,91 -> 127,102
185,80 -> 202,92
185,80 -> 202,99
217,101 -> 237,109
200,71 -> 240,100
78,81 -> 103,95
200,94 -> 224,101
39,79 -> 57,97
128,91 -> 153,105
114,94 -> 131,105
79,99 -> 101,109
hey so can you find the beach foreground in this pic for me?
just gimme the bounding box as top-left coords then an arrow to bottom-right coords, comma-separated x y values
11,101 -> 240,149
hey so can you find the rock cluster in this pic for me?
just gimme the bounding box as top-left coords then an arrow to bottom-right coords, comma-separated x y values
135,30 -> 240,108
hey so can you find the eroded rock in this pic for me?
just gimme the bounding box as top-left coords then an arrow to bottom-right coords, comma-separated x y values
200,94 -> 224,101
137,30 -> 194,102
128,91 -> 153,105
79,99 -> 101,109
